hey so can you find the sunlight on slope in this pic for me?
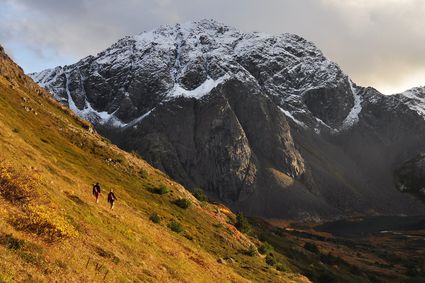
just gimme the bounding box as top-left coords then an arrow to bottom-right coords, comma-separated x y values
0,48 -> 309,282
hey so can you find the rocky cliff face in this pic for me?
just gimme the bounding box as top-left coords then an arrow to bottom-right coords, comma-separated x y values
30,20 -> 425,220
395,153 -> 425,202
392,87 -> 425,203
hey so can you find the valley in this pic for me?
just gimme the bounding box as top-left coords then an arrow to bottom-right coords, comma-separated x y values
2,18 -> 425,283
261,216 -> 425,282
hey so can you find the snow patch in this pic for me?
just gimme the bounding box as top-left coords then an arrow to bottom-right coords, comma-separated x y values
167,75 -> 229,99
399,87 -> 425,117
342,79 -> 362,129
126,108 -> 156,128
278,107 -> 306,128
64,72 -> 126,128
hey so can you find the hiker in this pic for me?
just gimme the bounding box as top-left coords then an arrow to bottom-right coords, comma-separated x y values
92,182 -> 101,204
107,189 -> 117,209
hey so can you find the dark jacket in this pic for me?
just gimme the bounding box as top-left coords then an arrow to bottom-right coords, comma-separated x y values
108,192 -> 116,203
93,184 -> 101,195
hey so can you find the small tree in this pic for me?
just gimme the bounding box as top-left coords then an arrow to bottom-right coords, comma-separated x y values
173,198 -> 191,209
235,212 -> 251,233
138,168 -> 148,179
258,242 -> 273,255
149,213 -> 161,224
193,188 -> 208,202
245,245 -> 257,256
168,221 -> 184,233
265,254 -> 277,266
276,263 -> 289,272
149,184 -> 170,195
304,242 -> 319,254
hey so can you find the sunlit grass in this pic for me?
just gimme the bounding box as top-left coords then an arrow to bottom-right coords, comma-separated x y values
0,72 -> 308,282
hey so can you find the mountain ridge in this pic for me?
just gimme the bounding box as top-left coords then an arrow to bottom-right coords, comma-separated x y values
30,19 -> 425,220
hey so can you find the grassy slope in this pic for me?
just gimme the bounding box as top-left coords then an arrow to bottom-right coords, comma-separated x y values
0,49 -> 309,282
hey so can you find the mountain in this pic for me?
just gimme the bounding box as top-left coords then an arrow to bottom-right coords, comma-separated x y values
30,19 -> 425,220
0,45 -> 312,282
393,87 -> 425,203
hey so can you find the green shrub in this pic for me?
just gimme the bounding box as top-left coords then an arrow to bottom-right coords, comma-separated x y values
0,234 -> 24,250
258,242 -> 273,255
235,212 -> 251,233
131,150 -> 142,158
184,234 -> 193,241
168,221 -> 184,233
319,252 -> 343,266
304,242 -> 320,254
112,256 -> 120,264
317,272 -> 338,283
276,263 -> 289,272
149,184 -> 170,195
138,168 -> 148,179
173,198 -> 191,209
213,223 -> 224,229
245,245 -> 257,256
193,189 -> 208,202
102,137 -> 112,144
265,254 -> 277,266
20,251 -> 38,264
149,213 -> 161,224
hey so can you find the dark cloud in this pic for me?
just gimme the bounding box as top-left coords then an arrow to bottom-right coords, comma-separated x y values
1,0 -> 424,93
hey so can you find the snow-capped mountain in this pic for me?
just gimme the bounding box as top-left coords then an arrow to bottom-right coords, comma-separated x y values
31,20 -> 425,220
30,20 -> 355,132
396,86 -> 425,117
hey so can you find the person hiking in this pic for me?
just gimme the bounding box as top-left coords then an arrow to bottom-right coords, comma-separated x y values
92,182 -> 101,204
107,189 -> 117,209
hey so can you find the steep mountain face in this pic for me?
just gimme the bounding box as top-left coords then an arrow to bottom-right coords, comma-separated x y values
30,20 -> 425,220
392,87 -> 425,202
1,44 -> 315,282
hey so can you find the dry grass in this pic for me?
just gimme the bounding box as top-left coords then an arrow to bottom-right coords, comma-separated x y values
0,163 -> 37,204
0,61 -> 309,283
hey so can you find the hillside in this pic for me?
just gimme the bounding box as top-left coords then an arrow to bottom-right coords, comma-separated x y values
0,46 -> 309,282
31,19 -> 425,220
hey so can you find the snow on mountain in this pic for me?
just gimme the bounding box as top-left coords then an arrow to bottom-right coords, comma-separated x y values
28,19 -> 425,219
167,74 -> 230,99
397,86 -> 425,118
341,80 -> 363,129
30,19 -> 357,131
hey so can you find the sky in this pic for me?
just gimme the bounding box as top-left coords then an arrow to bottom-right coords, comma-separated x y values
1,0 -> 424,94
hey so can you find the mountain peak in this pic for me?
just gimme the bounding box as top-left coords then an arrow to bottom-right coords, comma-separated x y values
31,19 -> 346,131
400,86 -> 425,95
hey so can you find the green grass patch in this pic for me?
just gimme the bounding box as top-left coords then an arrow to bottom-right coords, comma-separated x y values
258,242 -> 273,255
173,198 -> 191,209
149,213 -> 161,224
168,221 -> 184,233
0,234 -> 25,250
235,213 -> 251,233
193,189 -> 208,202
148,184 -> 170,195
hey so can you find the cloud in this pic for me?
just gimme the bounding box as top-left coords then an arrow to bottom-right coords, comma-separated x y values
1,0 -> 424,93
